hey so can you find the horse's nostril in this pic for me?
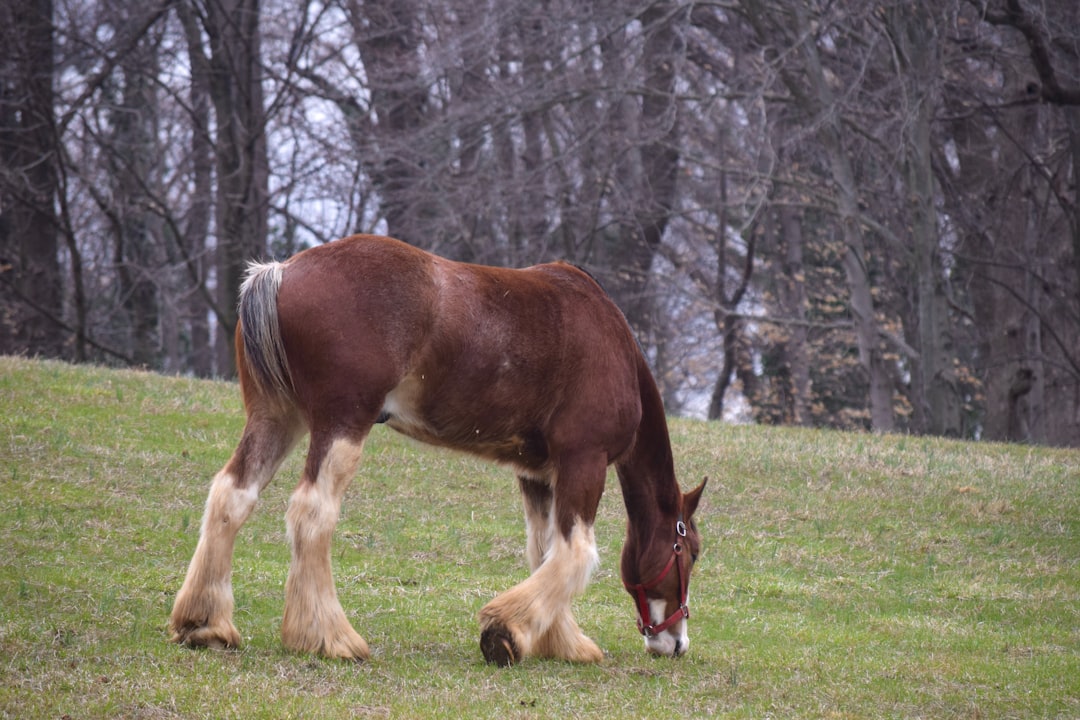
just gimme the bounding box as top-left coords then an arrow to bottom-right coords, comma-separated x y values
673,639 -> 683,656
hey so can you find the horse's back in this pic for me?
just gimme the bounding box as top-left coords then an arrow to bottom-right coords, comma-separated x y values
273,235 -> 644,466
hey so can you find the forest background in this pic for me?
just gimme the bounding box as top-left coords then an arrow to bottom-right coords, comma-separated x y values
3,0 -> 1079,445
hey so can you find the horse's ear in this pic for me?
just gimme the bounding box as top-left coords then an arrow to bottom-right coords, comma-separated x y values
682,477 -> 707,520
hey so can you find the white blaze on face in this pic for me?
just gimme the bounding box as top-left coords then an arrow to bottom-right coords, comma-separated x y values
642,594 -> 690,657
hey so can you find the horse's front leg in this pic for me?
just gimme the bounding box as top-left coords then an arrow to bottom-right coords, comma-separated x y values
479,519 -> 603,665
479,459 -> 606,665
280,433 -> 370,660
518,476 -> 554,573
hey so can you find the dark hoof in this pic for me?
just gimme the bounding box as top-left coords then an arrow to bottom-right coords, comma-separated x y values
480,626 -> 520,667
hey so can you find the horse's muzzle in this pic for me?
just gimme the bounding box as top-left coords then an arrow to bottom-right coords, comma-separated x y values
644,618 -> 689,657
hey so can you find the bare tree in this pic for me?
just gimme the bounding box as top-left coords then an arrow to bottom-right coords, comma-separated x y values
179,0 -> 269,375
938,0 -> 1080,443
4,0 -> 1080,445
0,0 -> 63,358
733,0 -> 898,431
86,2 -> 166,368
884,5 -> 962,436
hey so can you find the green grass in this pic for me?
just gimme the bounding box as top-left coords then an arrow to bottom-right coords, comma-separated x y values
1,355 -> 1077,718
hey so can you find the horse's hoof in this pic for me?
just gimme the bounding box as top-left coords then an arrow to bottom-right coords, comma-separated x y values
171,623 -> 240,651
315,631 -> 370,662
480,625 -> 520,667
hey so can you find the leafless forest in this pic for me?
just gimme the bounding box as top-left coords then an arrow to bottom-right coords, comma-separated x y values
2,0 -> 1079,444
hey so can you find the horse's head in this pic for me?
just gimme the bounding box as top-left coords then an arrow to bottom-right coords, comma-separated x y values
622,478 -> 706,657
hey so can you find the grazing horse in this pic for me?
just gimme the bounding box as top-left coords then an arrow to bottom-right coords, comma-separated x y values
169,234 -> 706,664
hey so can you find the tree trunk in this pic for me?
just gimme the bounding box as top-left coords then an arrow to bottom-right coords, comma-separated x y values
798,24 -> 894,432
1066,107 -> 1080,330
110,32 -> 162,368
603,0 -> 684,343
1019,142 -> 1046,443
200,0 -> 269,376
887,6 -> 960,437
739,0 -> 894,432
708,171 -> 755,421
178,0 -> 216,377
353,0 -> 431,246
508,9 -> 549,266
0,0 -> 62,359
777,205 -> 811,426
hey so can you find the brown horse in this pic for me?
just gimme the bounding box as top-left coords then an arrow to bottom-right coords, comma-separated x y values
169,234 -> 705,664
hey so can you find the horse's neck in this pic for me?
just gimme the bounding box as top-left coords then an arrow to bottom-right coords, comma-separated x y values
616,363 -> 680,541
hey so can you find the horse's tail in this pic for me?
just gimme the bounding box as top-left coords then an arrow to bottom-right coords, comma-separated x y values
238,261 -> 293,398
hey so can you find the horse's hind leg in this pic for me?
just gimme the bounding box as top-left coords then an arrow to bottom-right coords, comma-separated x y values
170,409 -> 303,649
281,432 -> 369,660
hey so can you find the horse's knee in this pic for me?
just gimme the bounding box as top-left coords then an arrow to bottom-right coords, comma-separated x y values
545,520 -> 599,596
285,479 -> 336,546
203,471 -> 260,531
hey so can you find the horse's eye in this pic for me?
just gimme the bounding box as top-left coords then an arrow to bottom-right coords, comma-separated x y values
690,552 -> 699,565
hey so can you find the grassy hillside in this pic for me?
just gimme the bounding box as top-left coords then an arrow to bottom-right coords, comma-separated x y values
1,356 -> 1077,719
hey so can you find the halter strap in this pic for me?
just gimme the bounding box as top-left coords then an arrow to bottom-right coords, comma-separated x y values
623,521 -> 690,638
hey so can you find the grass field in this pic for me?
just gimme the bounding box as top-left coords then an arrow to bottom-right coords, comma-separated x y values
1,355 -> 1078,719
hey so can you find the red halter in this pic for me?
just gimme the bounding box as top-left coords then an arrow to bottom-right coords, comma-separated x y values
623,520 -> 690,638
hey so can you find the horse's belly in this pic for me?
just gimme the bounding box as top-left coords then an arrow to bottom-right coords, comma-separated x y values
379,376 -> 552,472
